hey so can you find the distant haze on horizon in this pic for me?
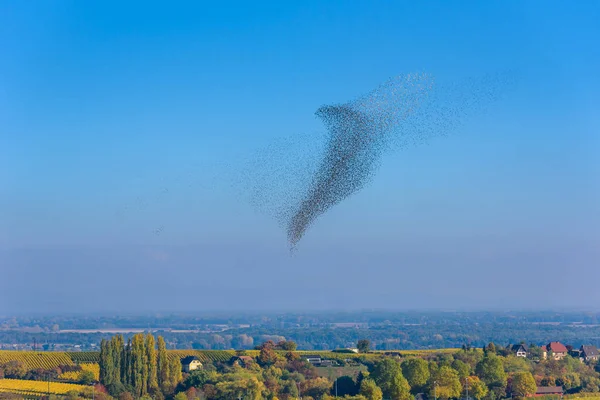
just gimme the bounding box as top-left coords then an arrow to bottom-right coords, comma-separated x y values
1,1 -> 598,314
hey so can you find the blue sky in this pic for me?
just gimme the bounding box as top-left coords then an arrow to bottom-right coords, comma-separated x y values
0,1 -> 598,313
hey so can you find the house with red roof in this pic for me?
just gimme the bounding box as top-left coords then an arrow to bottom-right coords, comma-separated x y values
543,342 -> 569,360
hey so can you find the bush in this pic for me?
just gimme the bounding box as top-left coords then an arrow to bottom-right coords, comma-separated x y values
79,370 -> 95,385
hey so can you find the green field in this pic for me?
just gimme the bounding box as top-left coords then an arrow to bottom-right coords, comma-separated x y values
315,365 -> 367,380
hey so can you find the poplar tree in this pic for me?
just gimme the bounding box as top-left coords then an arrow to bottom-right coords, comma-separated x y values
123,338 -> 132,387
131,333 -> 147,397
157,336 -> 170,393
99,339 -> 108,384
111,335 -> 124,385
99,338 -> 115,386
146,334 -> 159,394
168,356 -> 182,392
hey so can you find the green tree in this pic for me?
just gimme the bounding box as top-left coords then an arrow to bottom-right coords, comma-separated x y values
502,356 -> 530,374
157,336 -> 170,393
64,390 -> 79,400
333,376 -> 358,397
402,358 -> 430,393
475,354 -> 507,399
111,335 -> 124,386
173,393 -> 187,400
358,339 -> 371,353
359,378 -> 383,400
122,339 -> 132,387
281,380 -> 299,398
511,372 -> 536,398
99,339 -> 115,386
129,333 -> 148,397
181,369 -> 218,391
486,343 -> 497,354
276,340 -> 297,351
215,377 -> 265,400
79,370 -> 95,385
527,346 -> 543,361
428,366 -> 462,400
560,372 -> 581,390
371,359 -> 411,400
451,359 -> 470,380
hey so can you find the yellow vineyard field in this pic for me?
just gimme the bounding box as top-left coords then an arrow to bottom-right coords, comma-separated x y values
0,379 -> 88,396
81,363 -> 100,380
0,351 -> 73,370
58,363 -> 100,382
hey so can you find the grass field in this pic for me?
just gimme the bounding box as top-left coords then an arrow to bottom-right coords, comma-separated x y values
315,365 -> 367,380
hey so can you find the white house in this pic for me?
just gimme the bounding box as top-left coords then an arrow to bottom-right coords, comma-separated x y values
181,356 -> 202,373
511,344 -> 528,358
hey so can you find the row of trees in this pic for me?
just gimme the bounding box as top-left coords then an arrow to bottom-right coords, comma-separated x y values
95,336 -> 600,400
99,334 -> 182,398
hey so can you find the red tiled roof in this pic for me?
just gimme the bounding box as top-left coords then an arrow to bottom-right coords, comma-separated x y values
548,342 -> 568,353
536,386 -> 563,395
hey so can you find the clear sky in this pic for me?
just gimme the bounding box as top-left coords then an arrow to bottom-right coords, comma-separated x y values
1,1 -> 598,314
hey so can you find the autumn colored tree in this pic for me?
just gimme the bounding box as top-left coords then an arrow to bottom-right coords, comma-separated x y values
428,366 -> 462,400
258,343 -> 278,366
511,371 -> 537,398
301,377 -> 333,399
118,392 -> 134,400
1,361 -> 26,379
359,378 -> 383,400
464,376 -> 489,400
168,356 -> 183,393
157,336 -> 170,393
145,334 -> 159,394
215,377 -> 265,400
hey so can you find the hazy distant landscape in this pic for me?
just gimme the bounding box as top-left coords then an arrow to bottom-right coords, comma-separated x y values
2,311 -> 600,399
2,311 -> 600,351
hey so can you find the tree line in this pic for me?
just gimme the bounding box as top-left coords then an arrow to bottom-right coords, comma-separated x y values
73,338 -> 600,400
99,333 -> 181,399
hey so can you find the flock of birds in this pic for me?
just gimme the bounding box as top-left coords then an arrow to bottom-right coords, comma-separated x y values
116,72 -> 512,252
248,73 -> 510,251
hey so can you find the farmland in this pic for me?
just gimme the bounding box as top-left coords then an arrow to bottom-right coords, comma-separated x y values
0,348 -> 461,372
58,363 -> 100,382
0,351 -> 74,371
0,379 -> 88,396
